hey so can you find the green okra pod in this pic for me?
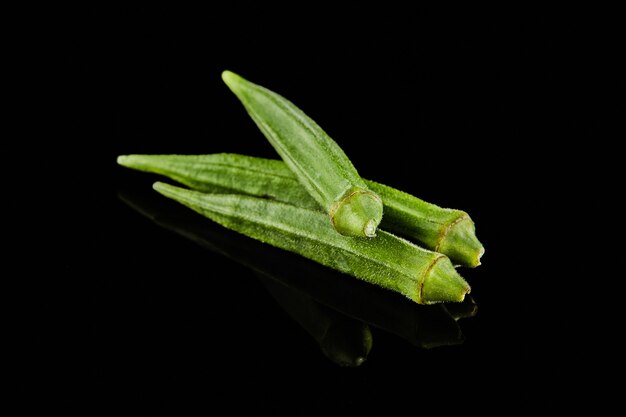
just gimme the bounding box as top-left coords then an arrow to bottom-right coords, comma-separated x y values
118,154 -> 321,211
367,180 -> 484,268
118,153 -> 484,267
152,181 -> 470,304
119,187 -> 471,348
221,71 -> 383,238
442,296 -> 478,321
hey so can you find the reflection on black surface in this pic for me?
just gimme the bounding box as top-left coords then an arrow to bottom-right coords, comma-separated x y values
441,295 -> 478,321
256,272 -> 372,367
119,187 -> 477,365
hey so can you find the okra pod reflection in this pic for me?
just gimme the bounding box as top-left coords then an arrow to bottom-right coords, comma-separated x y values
256,272 -> 372,367
119,188 -> 475,351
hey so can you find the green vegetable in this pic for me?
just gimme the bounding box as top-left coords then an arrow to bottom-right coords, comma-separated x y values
367,180 -> 484,268
221,71 -> 383,238
117,154 -> 320,211
118,153 -> 484,267
152,182 -> 470,304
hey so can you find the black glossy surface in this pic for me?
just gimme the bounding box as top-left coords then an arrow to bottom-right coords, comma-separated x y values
91,7 -> 566,413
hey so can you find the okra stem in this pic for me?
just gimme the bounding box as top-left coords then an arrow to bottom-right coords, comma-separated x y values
221,71 -> 383,238
152,182 -> 470,304
118,153 -> 484,267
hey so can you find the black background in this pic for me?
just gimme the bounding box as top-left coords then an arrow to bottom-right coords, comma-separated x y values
80,5 -> 608,414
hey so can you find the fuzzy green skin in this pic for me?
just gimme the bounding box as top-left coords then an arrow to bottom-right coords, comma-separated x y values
221,71 -> 383,238
118,154 -> 319,210
118,153 -> 484,267
153,182 -> 470,304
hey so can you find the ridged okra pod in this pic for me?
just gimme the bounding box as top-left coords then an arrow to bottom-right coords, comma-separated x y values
118,154 -> 321,211
119,188 -> 471,348
221,71 -> 383,238
118,153 -> 484,267
366,181 -> 484,268
153,182 -> 470,304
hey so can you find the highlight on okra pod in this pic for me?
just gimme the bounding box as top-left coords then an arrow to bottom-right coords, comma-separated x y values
221,70 -> 383,238
118,153 -> 484,267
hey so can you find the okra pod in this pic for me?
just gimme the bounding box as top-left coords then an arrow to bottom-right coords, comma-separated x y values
119,187 -> 469,348
152,182 -> 470,304
117,153 -> 320,211
118,153 -> 484,267
221,71 -> 383,238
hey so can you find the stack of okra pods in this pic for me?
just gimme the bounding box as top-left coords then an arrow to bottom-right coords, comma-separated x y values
118,71 -> 484,305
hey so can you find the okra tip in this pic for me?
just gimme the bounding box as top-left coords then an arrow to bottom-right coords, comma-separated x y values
117,154 -> 155,172
153,181 -> 186,203
330,189 -> 384,238
116,155 -> 131,166
221,70 -> 245,92
420,256 -> 471,304
438,213 -> 485,268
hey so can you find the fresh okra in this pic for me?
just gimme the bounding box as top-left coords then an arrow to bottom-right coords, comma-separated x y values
119,188 -> 470,348
221,71 -> 383,238
367,180 -> 484,268
117,153 -> 484,267
152,182 -> 471,305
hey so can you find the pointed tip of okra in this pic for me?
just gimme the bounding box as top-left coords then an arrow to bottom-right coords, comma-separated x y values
117,154 -> 153,171
330,189 -> 384,238
152,181 -> 203,211
153,181 -> 175,194
152,181 -> 184,201
419,256 -> 471,304
116,155 -> 131,167
439,213 -> 485,268
221,70 -> 245,90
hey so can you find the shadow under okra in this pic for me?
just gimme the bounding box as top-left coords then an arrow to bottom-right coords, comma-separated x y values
119,187 -> 478,361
